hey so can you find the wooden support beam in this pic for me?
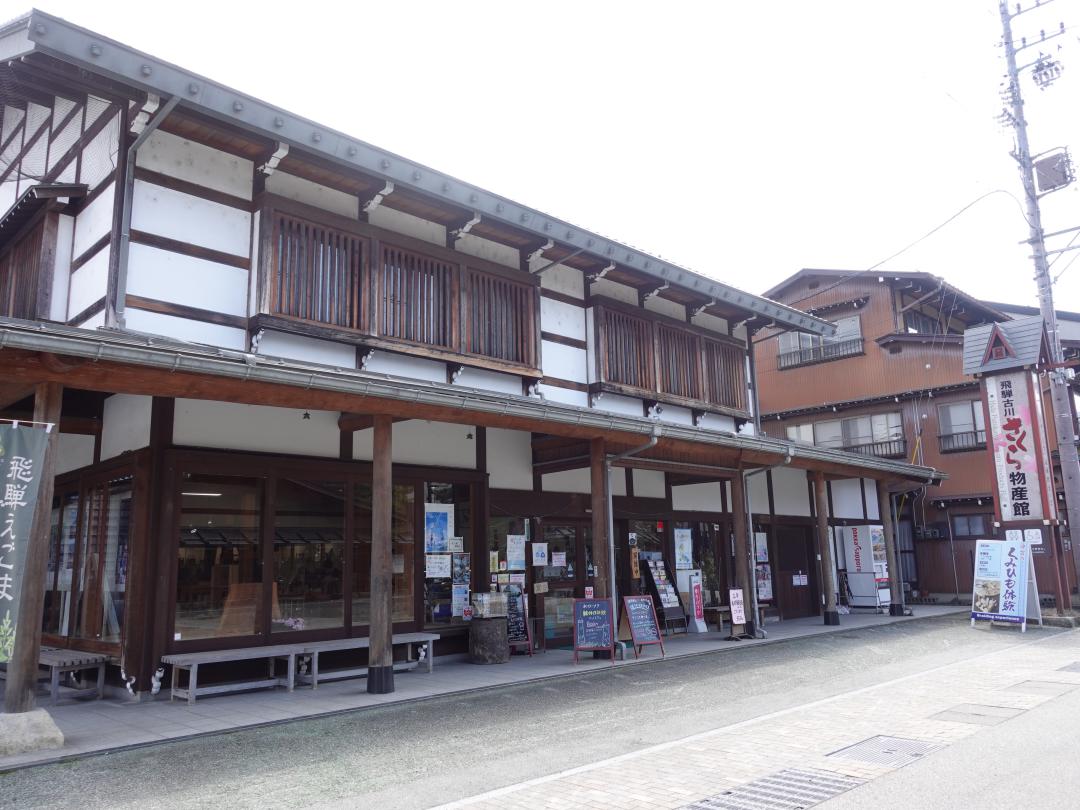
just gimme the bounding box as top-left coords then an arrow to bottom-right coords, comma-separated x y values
367,414 -> 394,694
876,481 -> 906,616
337,413 -> 407,433
4,382 -> 62,713
590,438 -> 609,600
730,471 -> 755,635
814,471 -> 840,625
899,284 -> 943,314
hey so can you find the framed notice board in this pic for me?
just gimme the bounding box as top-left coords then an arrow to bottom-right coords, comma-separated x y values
620,595 -> 665,658
643,558 -> 688,634
572,598 -> 615,664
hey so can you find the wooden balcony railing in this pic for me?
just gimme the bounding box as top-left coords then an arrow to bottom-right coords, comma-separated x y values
594,298 -> 749,416
777,337 -> 864,370
259,197 -> 540,375
939,430 -> 986,453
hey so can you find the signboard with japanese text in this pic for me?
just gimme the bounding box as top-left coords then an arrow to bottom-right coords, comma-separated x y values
0,424 -> 51,663
729,588 -> 746,625
971,537 -> 1041,629
985,371 -> 1053,522
620,595 -> 664,657
572,598 -> 615,663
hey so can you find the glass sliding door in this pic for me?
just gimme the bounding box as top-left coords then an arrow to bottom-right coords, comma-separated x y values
71,475 -> 133,644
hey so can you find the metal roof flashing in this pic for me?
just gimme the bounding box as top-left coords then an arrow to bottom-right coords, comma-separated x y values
12,9 -> 831,336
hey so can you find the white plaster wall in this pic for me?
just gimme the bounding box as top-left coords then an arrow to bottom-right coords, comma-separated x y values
352,420 -> 477,469
691,311 -> 729,335
594,393 -> 643,418
830,479 -> 865,519
256,330 -> 356,368
72,182 -> 114,258
748,473 -> 770,514
1,105 -> 22,141
539,265 -> 584,299
633,469 -> 667,499
657,405 -> 694,427
266,171 -> 358,219
83,96 -> 110,131
536,384 -> 588,408
50,215 -> 74,322
80,113 -> 119,190
672,481 -> 723,512
771,466 -> 811,517
368,205 -> 445,247
136,130 -> 253,199
585,308 -> 596,383
364,351 -> 445,383
455,233 -> 518,269
47,110 -> 81,174
541,341 -> 587,383
644,296 -> 685,322
75,311 -> 105,329
51,97 -> 75,127
124,309 -> 247,350
732,324 -> 748,343
174,399 -> 340,457
68,249 -> 109,317
455,367 -> 522,396
17,103 -> 50,197
590,278 -> 638,306
864,480 -> 880,519
55,433 -> 95,475
542,468 -> 592,494
486,428 -> 533,490
698,413 -> 737,433
100,394 -> 152,460
248,210 -> 261,316
127,243 -> 248,317
540,297 -> 586,341
131,181 -> 251,258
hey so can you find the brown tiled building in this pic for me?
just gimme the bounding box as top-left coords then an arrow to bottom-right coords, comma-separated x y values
755,269 -> 1080,599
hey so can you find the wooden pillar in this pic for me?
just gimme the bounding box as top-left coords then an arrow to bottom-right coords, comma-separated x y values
589,438 -> 609,599
876,480 -> 905,616
729,471 -> 755,634
4,382 -> 62,713
813,471 -> 840,625
367,415 -> 394,694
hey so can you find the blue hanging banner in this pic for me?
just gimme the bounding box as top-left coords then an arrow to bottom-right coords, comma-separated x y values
0,423 -> 52,663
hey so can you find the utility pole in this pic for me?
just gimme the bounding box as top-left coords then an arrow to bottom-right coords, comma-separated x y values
999,1 -> 1080,595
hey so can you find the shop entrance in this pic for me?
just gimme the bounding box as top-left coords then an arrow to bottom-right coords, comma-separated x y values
535,522 -> 592,645
774,525 -> 817,619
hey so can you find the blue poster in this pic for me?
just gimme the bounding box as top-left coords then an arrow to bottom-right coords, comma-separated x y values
971,538 -> 1029,624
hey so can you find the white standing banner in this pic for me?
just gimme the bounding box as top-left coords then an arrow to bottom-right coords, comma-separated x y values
971,537 -> 1041,631
729,588 -> 746,626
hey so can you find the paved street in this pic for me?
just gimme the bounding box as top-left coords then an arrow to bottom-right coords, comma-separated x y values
3,614 -> 1077,809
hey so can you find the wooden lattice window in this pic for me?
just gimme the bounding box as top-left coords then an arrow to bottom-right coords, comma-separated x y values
378,243 -> 455,349
270,212 -> 367,329
703,337 -> 747,412
599,307 -> 655,391
463,269 -> 538,367
656,325 -> 701,400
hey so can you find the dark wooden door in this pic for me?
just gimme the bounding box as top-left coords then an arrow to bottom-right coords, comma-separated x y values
774,525 -> 816,619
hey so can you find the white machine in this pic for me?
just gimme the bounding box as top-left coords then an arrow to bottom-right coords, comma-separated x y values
833,525 -> 889,609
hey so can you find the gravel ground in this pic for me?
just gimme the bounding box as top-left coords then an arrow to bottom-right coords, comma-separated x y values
1,614 -> 1050,810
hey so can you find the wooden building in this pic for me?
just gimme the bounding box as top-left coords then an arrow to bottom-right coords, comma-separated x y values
755,268 -> 1080,599
0,12 -> 942,697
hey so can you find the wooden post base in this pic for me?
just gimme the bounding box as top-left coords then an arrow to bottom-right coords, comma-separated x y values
824,610 -> 841,626
366,665 -> 395,694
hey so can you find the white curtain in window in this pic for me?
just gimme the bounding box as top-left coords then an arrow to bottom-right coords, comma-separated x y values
814,419 -> 844,448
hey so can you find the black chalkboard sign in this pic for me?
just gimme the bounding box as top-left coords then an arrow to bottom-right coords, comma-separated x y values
573,598 -> 615,664
506,585 -> 533,656
621,595 -> 665,658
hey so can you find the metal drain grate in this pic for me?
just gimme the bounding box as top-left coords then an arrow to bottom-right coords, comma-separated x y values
684,768 -> 864,810
827,735 -> 939,768
1007,680 -> 1077,696
1058,662 -> 1080,673
930,703 -> 1024,726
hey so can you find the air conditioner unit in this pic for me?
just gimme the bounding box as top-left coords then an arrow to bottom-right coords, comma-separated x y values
928,528 -> 941,539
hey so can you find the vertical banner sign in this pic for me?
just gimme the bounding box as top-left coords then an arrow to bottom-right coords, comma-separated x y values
0,424 -> 51,663
985,371 -> 1044,521
729,588 -> 746,625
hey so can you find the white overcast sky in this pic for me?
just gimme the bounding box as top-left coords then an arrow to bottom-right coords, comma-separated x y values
30,0 -> 1080,311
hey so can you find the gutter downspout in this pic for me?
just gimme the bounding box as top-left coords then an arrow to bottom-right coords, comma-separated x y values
605,426 -> 661,624
111,95 -> 181,329
741,445 -> 794,638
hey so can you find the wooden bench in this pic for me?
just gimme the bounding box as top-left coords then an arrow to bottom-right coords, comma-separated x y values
162,644 -> 300,705
702,605 -> 770,633
297,632 -> 440,689
0,647 -> 111,704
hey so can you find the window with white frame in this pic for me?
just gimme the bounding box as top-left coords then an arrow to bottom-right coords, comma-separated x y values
777,316 -> 863,369
938,400 -> 986,452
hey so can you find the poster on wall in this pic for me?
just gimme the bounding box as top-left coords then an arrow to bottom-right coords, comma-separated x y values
507,534 -> 526,570
971,537 -> 1041,629
392,554 -> 405,575
451,584 -> 469,616
674,529 -> 693,570
551,551 -> 567,568
531,542 -> 549,567
425,554 -> 452,578
452,553 -> 470,585
985,371 -> 1047,522
424,504 -> 455,553
489,551 -> 500,572
449,536 -> 464,553
755,563 -> 773,601
754,532 -> 769,563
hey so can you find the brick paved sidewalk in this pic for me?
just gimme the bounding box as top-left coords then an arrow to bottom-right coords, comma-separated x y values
440,624 -> 1080,809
